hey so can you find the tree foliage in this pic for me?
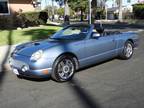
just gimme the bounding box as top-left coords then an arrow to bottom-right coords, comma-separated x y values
57,8 -> 64,16
68,0 -> 88,11
69,0 -> 88,21
44,5 -> 58,16
133,3 -> 144,19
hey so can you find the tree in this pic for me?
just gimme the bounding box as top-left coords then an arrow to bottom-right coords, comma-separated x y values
55,0 -> 70,24
57,8 -> 64,16
56,0 -> 89,21
44,5 -> 57,17
69,0 -> 88,21
91,0 -> 107,20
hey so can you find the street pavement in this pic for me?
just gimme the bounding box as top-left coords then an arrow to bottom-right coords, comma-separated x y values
0,26 -> 144,108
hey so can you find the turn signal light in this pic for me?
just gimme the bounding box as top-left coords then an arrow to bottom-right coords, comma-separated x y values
42,69 -> 49,74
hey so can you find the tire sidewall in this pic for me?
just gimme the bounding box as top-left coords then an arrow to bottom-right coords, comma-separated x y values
52,55 -> 76,82
122,41 -> 134,59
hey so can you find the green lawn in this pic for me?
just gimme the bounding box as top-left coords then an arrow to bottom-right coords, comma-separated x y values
126,19 -> 144,25
0,25 -> 62,46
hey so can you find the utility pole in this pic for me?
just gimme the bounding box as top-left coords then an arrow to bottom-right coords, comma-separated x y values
89,0 -> 92,24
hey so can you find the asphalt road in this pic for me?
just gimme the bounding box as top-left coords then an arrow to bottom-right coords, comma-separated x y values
0,29 -> 144,108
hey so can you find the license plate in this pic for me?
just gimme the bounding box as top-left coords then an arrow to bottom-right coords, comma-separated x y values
13,69 -> 19,75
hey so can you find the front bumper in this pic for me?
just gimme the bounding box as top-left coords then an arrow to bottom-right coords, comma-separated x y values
9,57 -> 53,78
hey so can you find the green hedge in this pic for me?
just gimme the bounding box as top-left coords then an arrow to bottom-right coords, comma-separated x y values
0,16 -> 13,29
133,4 -> 144,19
14,11 -> 48,28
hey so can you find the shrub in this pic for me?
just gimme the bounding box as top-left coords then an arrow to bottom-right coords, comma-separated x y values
133,4 -> 144,19
39,12 -> 48,24
92,8 -> 106,20
0,16 -> 13,29
14,11 -> 48,28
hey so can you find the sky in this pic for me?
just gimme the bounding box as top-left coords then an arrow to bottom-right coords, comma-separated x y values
41,0 -> 59,9
40,0 -> 144,9
106,0 -> 139,8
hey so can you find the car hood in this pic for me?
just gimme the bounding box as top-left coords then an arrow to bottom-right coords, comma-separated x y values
15,39 -> 61,56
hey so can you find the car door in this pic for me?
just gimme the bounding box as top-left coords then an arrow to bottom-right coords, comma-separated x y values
80,33 -> 117,66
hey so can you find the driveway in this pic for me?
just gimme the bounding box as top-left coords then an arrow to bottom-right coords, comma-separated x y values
0,45 -> 16,71
0,28 -> 144,108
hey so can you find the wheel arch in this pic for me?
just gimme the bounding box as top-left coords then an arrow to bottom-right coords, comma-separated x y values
127,39 -> 134,45
53,52 -> 79,70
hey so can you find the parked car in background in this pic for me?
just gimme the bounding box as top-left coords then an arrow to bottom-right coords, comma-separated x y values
9,24 -> 139,82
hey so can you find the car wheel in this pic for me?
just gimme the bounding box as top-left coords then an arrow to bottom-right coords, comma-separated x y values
52,55 -> 76,82
120,41 -> 134,60
17,75 -> 23,79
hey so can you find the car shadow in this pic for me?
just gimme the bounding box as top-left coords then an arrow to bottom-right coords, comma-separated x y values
17,52 -> 115,108
76,58 -> 116,73
19,76 -> 51,82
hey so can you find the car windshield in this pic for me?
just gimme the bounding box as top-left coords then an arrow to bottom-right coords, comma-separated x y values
50,25 -> 90,40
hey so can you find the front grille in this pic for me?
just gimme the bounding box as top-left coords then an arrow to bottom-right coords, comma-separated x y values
10,58 -> 29,70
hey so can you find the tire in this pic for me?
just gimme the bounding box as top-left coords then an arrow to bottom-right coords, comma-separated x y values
120,41 -> 134,60
51,55 -> 76,82
17,75 -> 23,79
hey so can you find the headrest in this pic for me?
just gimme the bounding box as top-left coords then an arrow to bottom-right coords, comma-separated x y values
94,23 -> 104,34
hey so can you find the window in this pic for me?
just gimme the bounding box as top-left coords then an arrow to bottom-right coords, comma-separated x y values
51,25 -> 90,40
0,0 -> 9,15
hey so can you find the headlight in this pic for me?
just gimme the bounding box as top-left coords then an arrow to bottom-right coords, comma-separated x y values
30,50 -> 43,62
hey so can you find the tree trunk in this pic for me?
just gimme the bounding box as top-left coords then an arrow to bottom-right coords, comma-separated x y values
80,8 -> 84,21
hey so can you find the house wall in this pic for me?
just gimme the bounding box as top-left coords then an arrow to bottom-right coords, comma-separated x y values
0,0 -> 35,29
9,0 -> 35,13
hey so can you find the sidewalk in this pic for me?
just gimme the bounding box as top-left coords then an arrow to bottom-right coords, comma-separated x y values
0,45 -> 16,72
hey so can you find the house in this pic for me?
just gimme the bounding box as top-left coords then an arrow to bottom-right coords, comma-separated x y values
106,0 -> 143,20
138,0 -> 144,3
0,0 -> 41,28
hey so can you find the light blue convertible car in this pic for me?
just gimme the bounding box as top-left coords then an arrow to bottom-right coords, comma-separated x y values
9,24 -> 139,82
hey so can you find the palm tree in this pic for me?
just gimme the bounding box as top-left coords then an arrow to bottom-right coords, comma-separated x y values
55,0 -> 70,24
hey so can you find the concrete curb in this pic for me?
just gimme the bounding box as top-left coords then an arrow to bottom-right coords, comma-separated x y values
0,45 -> 16,72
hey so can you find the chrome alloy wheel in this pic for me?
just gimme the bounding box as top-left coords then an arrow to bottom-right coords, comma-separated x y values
125,43 -> 133,58
57,59 -> 74,80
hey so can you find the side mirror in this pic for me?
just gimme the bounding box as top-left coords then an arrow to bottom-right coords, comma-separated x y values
92,33 -> 101,38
